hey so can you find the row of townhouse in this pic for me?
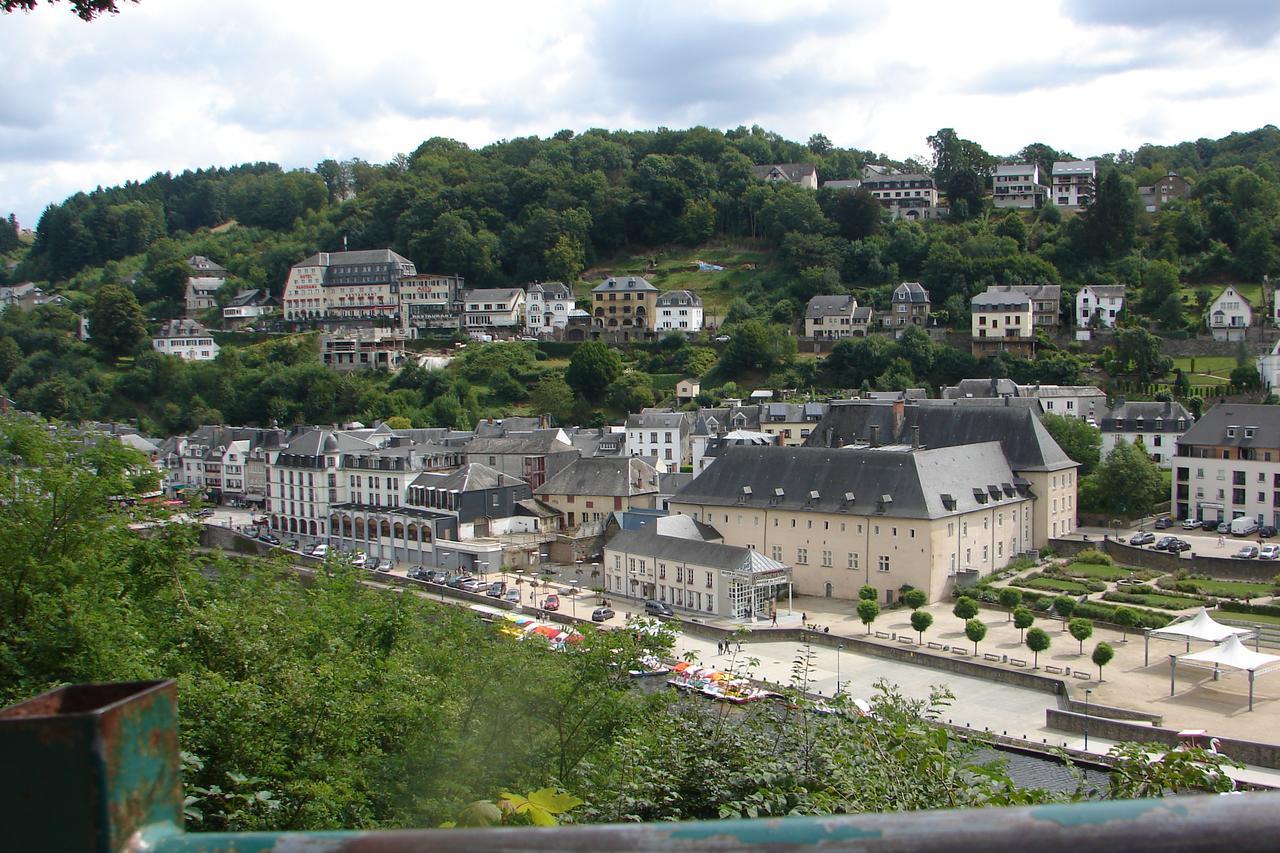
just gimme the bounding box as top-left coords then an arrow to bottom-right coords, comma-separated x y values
803,283 -> 931,340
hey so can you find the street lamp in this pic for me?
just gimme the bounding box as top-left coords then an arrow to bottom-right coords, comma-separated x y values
1083,688 -> 1093,751
570,580 -> 580,617
1110,518 -> 1121,542
836,644 -> 843,696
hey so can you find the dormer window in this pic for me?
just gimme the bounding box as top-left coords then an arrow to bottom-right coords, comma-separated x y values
1227,426 -> 1237,438
1246,428 -> 1256,439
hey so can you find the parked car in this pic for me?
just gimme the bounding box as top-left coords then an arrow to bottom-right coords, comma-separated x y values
195,508 -> 216,519
1261,526 -> 1277,539
459,578 -> 488,593
1153,536 -> 1178,551
258,532 -> 280,545
1202,519 -> 1223,532
1128,531 -> 1156,546
1260,544 -> 1280,560
1154,517 -> 1173,530
645,599 -> 673,617
1234,545 -> 1259,559
350,552 -> 368,568
1181,518 -> 1201,530
446,574 -> 474,589
375,559 -> 393,573
486,581 -> 507,597
503,588 -> 521,603
713,335 -> 731,343
309,544 -> 329,558
426,569 -> 449,584
591,606 -> 615,622
1168,539 -> 1193,553
1230,517 -> 1260,537
543,594 -> 560,611
408,566 -> 432,581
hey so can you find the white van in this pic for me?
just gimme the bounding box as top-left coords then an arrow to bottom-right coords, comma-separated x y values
310,544 -> 330,558
1230,517 -> 1260,536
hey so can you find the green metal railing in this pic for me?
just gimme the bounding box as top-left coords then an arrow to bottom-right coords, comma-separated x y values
3,679 -> 1279,851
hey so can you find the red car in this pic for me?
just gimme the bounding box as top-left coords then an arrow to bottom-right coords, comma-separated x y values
544,594 -> 560,611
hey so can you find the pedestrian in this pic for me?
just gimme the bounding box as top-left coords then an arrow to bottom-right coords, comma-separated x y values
802,612 -> 808,626
736,640 -> 742,652
771,611 -> 777,626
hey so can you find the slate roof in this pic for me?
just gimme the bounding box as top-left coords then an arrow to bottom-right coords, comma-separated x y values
1052,160 -> 1096,175
806,295 -> 857,319
1177,403 -> 1280,448
463,288 -> 523,303
1081,285 -> 1125,300
280,428 -> 374,456
295,249 -> 413,268
823,179 -> 862,190
186,256 -> 226,274
626,411 -> 691,430
1101,401 -> 1192,434
994,163 -> 1039,177
465,432 -> 575,456
411,463 -> 520,492
852,306 -> 875,321
592,276 -> 658,293
528,281 -> 572,299
656,290 -> 702,307
893,282 -> 930,303
972,287 -> 1031,310
608,527 -> 789,574
154,319 -> 213,338
750,163 -> 818,183
228,289 -> 272,307
1013,284 -> 1061,303
862,173 -> 934,185
657,472 -> 695,494
803,399 -> 1075,472
535,457 -> 658,497
673,443 -> 1023,520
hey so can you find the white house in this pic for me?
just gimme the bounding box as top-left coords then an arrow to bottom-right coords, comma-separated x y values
462,288 -> 525,329
1208,285 -> 1252,341
804,295 -> 860,339
625,411 -> 693,467
655,290 -> 704,332
1101,401 -> 1191,469
525,282 -> 574,335
1076,285 -> 1125,328
222,289 -> 275,324
1051,160 -> 1096,209
1172,404 -> 1280,526
992,163 -> 1048,209
152,319 -> 220,361
1258,339 -> 1280,391
184,256 -> 227,317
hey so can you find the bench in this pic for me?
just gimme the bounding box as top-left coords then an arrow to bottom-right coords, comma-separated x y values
875,631 -> 891,639
927,641 -> 945,651
951,647 -> 968,656
1045,665 -> 1063,675
1010,658 -> 1028,668
1073,671 -> 1092,680
983,653 -> 1001,662
898,636 -> 915,645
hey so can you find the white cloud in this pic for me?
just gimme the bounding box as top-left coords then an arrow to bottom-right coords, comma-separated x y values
1,0 -> 1278,228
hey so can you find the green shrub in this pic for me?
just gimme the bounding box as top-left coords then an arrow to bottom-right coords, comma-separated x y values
1219,600 -> 1280,618
1102,591 -> 1206,611
1074,548 -> 1113,566
1073,600 -> 1171,629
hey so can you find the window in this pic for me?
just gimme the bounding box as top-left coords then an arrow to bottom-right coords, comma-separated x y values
822,550 -> 832,567
706,572 -> 713,589
797,548 -> 808,565
877,555 -> 890,573
772,546 -> 783,561
848,552 -> 857,569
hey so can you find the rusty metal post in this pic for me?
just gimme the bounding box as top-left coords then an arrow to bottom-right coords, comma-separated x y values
0,679 -> 182,852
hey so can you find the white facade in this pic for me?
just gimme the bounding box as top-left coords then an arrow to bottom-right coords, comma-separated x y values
1259,339 -> 1280,391
152,320 -> 220,361
1025,386 -> 1107,422
462,288 -> 525,328
1051,160 -> 1096,209
525,282 -> 574,335
1076,285 -> 1125,328
655,290 -> 704,332
992,163 -> 1047,209
1209,286 -> 1252,341
626,413 -> 691,466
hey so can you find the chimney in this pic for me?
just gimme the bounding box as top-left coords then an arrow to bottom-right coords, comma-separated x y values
892,399 -> 905,438
911,425 -> 921,449
869,424 -> 880,447
540,413 -> 551,429
1164,401 -> 1172,416
825,427 -> 834,448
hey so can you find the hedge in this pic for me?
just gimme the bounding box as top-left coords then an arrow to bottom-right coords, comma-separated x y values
1073,548 -> 1113,566
1219,601 -> 1280,619
535,341 -> 582,359
1073,600 -> 1171,630
1102,590 -> 1208,611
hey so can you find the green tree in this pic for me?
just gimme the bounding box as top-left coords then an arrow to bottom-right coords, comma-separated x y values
0,336 -> 20,382
1026,627 -> 1052,668
1093,439 -> 1164,518
964,618 -> 987,655
998,588 -> 1023,620
1230,364 -> 1262,389
719,320 -> 796,376
927,128 -> 994,188
529,375 -> 575,424
1092,642 -> 1115,681
87,284 -> 148,360
952,596 -> 978,622
1069,617 -> 1094,654
902,588 -> 926,610
1013,607 -> 1034,642
1079,170 -> 1140,260
1112,327 -> 1173,382
910,609 -> 933,644
565,341 -> 622,401
606,373 -> 655,413
857,598 -> 880,634
1053,595 -> 1077,624
1113,606 -> 1138,641
1041,413 -> 1102,476
858,584 -> 878,601
543,235 -> 585,285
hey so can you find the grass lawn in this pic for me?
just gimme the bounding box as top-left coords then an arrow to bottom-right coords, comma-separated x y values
1062,562 -> 1162,582
1013,576 -> 1094,594
582,244 -> 775,318
1171,355 -> 1239,377
1170,578 -> 1276,599
1103,591 -> 1204,610
1216,610 -> 1280,628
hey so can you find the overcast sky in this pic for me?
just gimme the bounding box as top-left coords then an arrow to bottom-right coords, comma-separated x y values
3,0 -> 1279,228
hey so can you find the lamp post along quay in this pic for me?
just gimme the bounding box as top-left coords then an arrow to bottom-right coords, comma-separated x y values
836,644 -> 844,695
1084,688 -> 1092,751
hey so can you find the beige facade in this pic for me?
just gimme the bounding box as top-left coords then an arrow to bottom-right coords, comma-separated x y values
971,286 -> 1035,357
540,491 -> 656,530
592,277 -> 659,333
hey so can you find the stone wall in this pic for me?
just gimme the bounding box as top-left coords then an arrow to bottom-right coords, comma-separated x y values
1049,538 -> 1280,583
1047,708 -> 1280,769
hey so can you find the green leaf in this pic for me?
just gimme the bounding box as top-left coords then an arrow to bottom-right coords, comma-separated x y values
526,787 -> 584,815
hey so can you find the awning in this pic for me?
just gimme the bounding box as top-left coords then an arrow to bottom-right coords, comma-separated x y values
1144,608 -> 1255,665
1170,634 -> 1280,711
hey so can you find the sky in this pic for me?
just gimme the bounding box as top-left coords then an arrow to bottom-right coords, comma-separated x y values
2,0 -> 1279,228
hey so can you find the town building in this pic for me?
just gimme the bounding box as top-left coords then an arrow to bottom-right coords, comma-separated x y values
970,286 -> 1035,358
461,288 -> 525,330
184,256 -> 227,317
525,282 -> 574,336
591,276 -> 659,337
602,520 -> 792,620
1012,284 -> 1061,330
676,379 -> 701,404
320,328 -> 409,372
1138,173 -> 1191,213
281,249 -> 417,323
534,456 -> 660,531
750,163 -> 819,189
463,429 -> 578,490
804,295 -> 861,339
822,179 -> 862,191
222,289 -> 276,325
1101,400 -> 1192,469
625,410 -> 693,466
1257,339 -> 1280,391
1051,160 -> 1096,209
399,274 -> 464,334
655,290 -> 704,332
694,429 -> 777,473
941,379 -> 1105,421
1208,286 -> 1252,341
669,443 -> 1037,605
1173,403 -> 1280,527
885,282 -> 930,335
992,163 -> 1048,209
152,319 -> 220,361
860,173 -> 943,220
757,402 -> 829,447
406,463 -> 537,538
1076,285 -> 1125,328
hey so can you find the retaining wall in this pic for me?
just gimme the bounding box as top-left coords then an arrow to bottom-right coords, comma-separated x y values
1046,709 -> 1280,769
1050,538 -> 1280,583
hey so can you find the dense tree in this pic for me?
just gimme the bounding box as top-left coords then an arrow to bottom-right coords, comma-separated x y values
857,599 -> 880,634
87,284 -> 148,360
1013,607 -> 1034,642
1053,595 -> 1077,622
718,320 -> 795,376
902,588 -> 927,610
1068,618 -> 1094,655
998,588 -> 1022,620
952,596 -> 978,622
566,341 -> 623,401
1092,642 -> 1115,681
529,375 -> 575,424
1111,327 -> 1173,382
964,619 -> 987,655
1026,627 -> 1051,668
1042,413 -> 1102,476
1091,439 -> 1164,518
927,128 -> 994,189
910,609 -> 933,644
1078,171 -> 1141,260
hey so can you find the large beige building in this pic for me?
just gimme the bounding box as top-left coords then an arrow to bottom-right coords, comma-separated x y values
591,276 -> 659,337
971,285 -> 1036,358
281,249 -> 417,323
535,456 -> 659,531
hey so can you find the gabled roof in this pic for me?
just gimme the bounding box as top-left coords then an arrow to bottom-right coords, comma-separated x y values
186,256 -> 226,273
656,290 -> 702,307
527,281 -> 572,299
972,287 -> 1031,310
1013,284 -> 1061,302
1179,403 -> 1280,448
411,463 -> 521,493
154,319 -> 214,338
592,276 -> 658,293
805,295 -> 857,318
1101,401 -> 1191,433
608,527 -> 788,575
280,428 -> 374,456
750,163 -> 817,183
1080,284 -> 1125,300
1052,160 -> 1096,175
465,431 -> 575,456
536,457 -> 658,497
463,288 -> 523,302
294,249 -> 413,268
893,282 -> 929,303
626,411 -> 690,430
994,163 -> 1039,177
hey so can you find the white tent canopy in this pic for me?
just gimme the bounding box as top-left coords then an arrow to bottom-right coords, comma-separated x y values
1169,634 -> 1280,711
1144,608 -> 1255,665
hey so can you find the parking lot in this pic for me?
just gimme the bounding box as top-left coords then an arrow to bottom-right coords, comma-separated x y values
1086,519 -> 1280,563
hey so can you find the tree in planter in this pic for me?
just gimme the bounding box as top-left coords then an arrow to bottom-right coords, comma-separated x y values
902,588 -> 926,610
1092,642 -> 1115,681
998,588 -> 1022,620
1113,606 -> 1138,641
911,610 -> 933,645
953,595 -> 978,622
1069,617 -> 1094,654
1026,627 -> 1051,668
1013,607 -> 1035,643
1053,595 -> 1077,628
964,619 -> 987,655
857,598 -> 880,634
858,584 -> 878,601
